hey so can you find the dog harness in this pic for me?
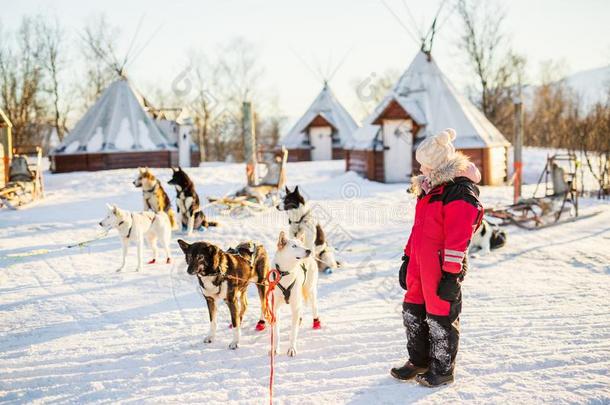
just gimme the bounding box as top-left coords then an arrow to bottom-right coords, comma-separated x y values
143,180 -> 159,194
288,210 -> 310,226
143,181 -> 159,210
274,263 -> 308,304
117,213 -> 135,239
226,243 -> 258,268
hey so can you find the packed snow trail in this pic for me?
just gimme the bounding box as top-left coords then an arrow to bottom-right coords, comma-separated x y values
1,160 -> 609,404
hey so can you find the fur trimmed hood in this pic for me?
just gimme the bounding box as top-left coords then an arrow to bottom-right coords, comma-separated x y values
410,152 -> 479,196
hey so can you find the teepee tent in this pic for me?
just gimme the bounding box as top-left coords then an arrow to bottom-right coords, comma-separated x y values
51,78 -> 178,173
282,83 -> 358,161
345,51 -> 511,185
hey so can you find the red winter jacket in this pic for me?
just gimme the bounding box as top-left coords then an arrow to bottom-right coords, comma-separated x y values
405,158 -> 484,275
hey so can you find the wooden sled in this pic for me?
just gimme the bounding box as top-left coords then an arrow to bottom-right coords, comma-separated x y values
208,147 -> 288,215
0,147 -> 44,209
487,153 -> 584,230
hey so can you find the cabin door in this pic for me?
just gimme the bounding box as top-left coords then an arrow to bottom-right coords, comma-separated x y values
382,119 -> 412,183
309,126 -> 333,161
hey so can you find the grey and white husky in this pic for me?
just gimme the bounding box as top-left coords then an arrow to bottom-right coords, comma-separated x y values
99,204 -> 172,272
276,186 -> 340,274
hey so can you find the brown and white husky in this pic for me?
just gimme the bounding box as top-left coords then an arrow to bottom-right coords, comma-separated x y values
133,168 -> 178,230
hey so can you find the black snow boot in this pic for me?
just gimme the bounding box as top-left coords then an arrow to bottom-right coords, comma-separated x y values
415,314 -> 460,388
391,302 -> 430,380
391,361 -> 428,381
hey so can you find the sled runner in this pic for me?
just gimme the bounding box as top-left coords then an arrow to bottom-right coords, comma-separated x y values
208,147 -> 288,215
486,153 -> 581,229
0,147 -> 44,210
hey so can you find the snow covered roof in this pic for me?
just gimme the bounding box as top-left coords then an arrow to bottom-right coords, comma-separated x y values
282,84 -> 359,148
346,51 -> 511,150
53,79 -> 174,154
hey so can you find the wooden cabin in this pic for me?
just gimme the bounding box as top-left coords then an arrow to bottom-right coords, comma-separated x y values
283,83 -> 358,162
51,78 -> 182,173
345,51 -> 510,185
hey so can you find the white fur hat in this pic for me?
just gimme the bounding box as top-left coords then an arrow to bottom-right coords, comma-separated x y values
415,128 -> 457,170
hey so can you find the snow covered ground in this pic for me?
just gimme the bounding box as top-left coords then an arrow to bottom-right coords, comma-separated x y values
1,156 -> 609,404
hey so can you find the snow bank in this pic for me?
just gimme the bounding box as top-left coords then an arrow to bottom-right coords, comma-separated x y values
0,159 -> 609,404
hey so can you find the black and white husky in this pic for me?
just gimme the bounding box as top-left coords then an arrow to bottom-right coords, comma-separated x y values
470,218 -> 507,255
99,204 -> 172,272
276,186 -> 340,274
167,167 -> 218,235
271,231 -> 320,357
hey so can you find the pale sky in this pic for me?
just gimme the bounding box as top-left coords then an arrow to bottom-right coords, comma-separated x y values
3,0 -> 610,123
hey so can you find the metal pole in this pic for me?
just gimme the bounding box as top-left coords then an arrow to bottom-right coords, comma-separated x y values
242,101 -> 257,186
513,97 -> 523,203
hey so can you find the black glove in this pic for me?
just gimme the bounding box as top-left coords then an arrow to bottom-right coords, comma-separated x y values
437,271 -> 461,301
398,255 -> 409,290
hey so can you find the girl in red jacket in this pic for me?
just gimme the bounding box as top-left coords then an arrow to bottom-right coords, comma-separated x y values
391,128 -> 483,387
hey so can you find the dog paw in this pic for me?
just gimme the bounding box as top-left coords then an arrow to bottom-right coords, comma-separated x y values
228,341 -> 239,350
287,347 -> 297,357
268,348 -> 279,356
147,259 -> 156,264
166,258 -> 172,264
115,268 -> 124,273
203,336 -> 214,344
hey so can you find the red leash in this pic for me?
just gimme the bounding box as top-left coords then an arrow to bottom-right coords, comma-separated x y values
265,268 -> 281,405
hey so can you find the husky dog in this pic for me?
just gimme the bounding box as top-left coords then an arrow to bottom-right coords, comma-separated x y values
99,204 -> 172,272
178,239 -> 269,349
276,186 -> 340,274
470,218 -> 507,255
133,168 -> 178,230
167,167 -> 218,235
226,241 -> 270,331
271,231 -> 320,357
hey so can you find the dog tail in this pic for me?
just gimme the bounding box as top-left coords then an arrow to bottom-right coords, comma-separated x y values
195,211 -> 219,228
167,209 -> 179,230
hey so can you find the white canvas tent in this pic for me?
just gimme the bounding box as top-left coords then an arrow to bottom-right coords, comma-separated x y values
55,78 -> 173,154
346,51 -> 511,185
283,83 -> 358,161
51,78 -> 178,173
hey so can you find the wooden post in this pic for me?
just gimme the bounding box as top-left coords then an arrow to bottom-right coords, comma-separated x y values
242,102 -> 257,186
513,97 -> 523,203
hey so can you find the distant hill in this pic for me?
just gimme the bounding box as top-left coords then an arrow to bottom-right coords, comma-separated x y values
524,65 -> 610,112
564,65 -> 610,110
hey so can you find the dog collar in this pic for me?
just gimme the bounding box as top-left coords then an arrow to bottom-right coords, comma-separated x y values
143,181 -> 159,193
288,210 -> 310,226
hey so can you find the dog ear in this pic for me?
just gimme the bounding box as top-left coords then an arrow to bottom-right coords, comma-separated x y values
294,185 -> 299,194
171,167 -> 178,173
277,231 -> 287,249
285,186 -> 291,194
105,203 -> 113,211
177,239 -> 190,253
